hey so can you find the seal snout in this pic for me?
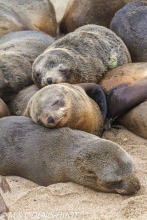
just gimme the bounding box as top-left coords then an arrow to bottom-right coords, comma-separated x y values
47,116 -> 54,124
35,71 -> 41,78
47,77 -> 52,84
135,184 -> 141,191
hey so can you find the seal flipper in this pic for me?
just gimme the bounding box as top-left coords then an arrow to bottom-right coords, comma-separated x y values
0,176 -> 11,193
0,194 -> 9,214
77,83 -> 107,120
106,76 -> 147,119
0,176 -> 10,214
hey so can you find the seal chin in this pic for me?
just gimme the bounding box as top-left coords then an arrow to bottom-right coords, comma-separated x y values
55,116 -> 67,128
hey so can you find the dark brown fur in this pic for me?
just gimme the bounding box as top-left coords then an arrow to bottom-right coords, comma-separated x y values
110,1 -> 147,62
99,63 -> 147,138
60,0 -> 133,33
0,116 -> 140,195
32,24 -> 131,88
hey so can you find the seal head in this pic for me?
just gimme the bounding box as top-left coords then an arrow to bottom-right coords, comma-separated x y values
24,84 -> 103,136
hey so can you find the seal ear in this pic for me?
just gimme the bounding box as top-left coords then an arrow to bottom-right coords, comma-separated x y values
84,171 -> 97,178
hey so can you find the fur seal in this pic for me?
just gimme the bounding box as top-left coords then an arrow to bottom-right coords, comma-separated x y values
0,116 -> 141,195
0,0 -> 57,37
60,0 -> 132,33
23,83 -> 104,136
118,101 -> 147,139
99,62 -> 147,125
110,1 -> 147,62
0,98 -> 10,118
0,31 -> 54,102
32,24 -> 131,88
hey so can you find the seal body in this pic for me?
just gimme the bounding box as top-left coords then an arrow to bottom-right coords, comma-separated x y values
60,0 -> 133,33
0,99 -> 10,118
99,63 -> 147,137
32,24 -> 131,88
8,85 -> 39,116
0,116 -> 140,195
118,101 -> 147,139
0,31 -> 54,102
99,63 -> 147,93
110,1 -> 147,62
24,83 -> 104,136
0,0 -> 57,37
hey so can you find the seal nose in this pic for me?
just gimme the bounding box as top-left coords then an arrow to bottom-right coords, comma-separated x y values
36,71 -> 41,77
135,184 -> 141,191
47,116 -> 54,124
47,77 -> 52,84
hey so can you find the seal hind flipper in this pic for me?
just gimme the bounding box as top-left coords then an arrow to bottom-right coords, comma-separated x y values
106,76 -> 147,119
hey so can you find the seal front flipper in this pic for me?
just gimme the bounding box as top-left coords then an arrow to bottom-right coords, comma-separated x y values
0,176 -> 10,214
0,176 -> 11,193
78,83 -> 107,120
106,76 -> 147,120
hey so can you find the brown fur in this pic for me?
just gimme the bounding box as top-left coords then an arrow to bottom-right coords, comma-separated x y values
32,24 -> 131,88
119,101 -> 147,139
8,85 -> 39,116
0,31 -> 54,102
23,83 -> 103,136
60,0 -> 133,33
99,62 -> 147,93
99,63 -> 147,138
0,99 -> 10,118
110,1 -> 147,62
0,0 -> 57,37
0,116 -> 141,195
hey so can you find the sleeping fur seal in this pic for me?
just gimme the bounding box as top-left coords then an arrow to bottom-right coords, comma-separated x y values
0,31 -> 54,102
23,83 -> 104,136
32,24 -> 131,88
0,116 -> 141,195
0,0 -> 57,37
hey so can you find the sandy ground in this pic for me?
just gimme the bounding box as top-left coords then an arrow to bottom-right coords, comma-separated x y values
1,1 -> 147,220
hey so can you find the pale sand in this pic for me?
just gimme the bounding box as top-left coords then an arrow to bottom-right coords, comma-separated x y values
1,1 -> 147,220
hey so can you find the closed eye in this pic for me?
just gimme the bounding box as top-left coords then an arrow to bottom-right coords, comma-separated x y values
51,100 -> 59,106
105,180 -> 122,189
59,69 -> 69,75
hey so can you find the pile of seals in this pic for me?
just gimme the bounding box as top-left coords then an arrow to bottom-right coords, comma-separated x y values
1,1 -> 146,207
